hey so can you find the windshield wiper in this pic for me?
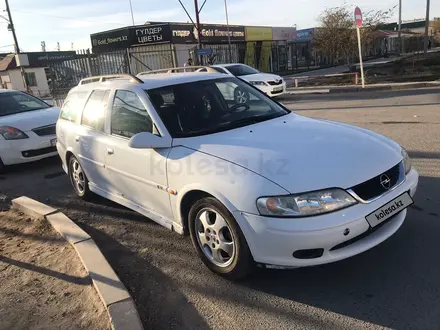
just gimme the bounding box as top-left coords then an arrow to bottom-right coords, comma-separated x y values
219,113 -> 281,128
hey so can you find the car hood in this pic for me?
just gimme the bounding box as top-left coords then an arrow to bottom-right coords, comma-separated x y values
0,107 -> 60,132
178,113 -> 403,193
239,73 -> 282,82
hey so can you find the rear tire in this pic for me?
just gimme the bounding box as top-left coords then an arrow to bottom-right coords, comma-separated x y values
189,197 -> 254,280
68,155 -> 92,200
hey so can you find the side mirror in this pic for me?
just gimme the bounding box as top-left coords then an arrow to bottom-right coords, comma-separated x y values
128,132 -> 171,149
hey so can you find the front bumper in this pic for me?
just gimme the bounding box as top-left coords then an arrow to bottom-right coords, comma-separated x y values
234,169 -> 419,268
256,82 -> 287,97
0,133 -> 58,165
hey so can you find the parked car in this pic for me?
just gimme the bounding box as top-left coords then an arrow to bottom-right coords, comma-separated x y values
210,63 -> 287,99
57,73 -> 418,279
0,90 -> 60,172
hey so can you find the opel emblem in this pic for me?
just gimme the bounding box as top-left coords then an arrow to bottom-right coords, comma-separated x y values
380,174 -> 391,190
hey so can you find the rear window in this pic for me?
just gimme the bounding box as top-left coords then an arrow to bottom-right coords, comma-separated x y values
81,89 -> 110,132
225,65 -> 258,76
0,92 -> 49,117
60,91 -> 88,122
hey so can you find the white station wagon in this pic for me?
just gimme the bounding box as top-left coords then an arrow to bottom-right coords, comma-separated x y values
56,72 -> 418,279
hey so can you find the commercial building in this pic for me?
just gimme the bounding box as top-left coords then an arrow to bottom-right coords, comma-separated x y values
90,22 -> 296,73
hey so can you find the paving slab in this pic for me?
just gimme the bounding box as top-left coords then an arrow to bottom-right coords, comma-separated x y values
108,299 -> 143,330
46,212 -> 91,245
12,196 -> 57,220
74,238 -> 131,307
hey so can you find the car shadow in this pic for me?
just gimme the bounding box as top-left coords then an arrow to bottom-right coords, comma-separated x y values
77,222 -> 209,330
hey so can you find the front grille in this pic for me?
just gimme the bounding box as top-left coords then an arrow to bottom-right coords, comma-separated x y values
271,89 -> 284,95
22,146 -> 57,158
267,80 -> 283,86
32,124 -> 56,136
350,162 -> 403,201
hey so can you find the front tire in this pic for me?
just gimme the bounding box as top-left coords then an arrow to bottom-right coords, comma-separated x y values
68,155 -> 92,200
188,197 -> 254,280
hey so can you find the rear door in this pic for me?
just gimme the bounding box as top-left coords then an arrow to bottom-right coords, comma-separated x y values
76,89 -> 111,187
104,89 -> 173,221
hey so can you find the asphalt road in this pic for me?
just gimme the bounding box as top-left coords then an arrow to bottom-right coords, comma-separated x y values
1,87 -> 440,330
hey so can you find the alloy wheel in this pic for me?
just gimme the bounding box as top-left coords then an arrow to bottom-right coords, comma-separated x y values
235,90 -> 248,104
195,208 -> 236,268
70,158 -> 86,195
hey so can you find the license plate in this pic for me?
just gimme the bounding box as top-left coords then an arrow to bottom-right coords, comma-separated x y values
273,86 -> 283,92
50,138 -> 57,147
366,192 -> 413,227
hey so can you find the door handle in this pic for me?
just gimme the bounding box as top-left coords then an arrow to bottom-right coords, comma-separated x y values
75,136 -> 80,142
107,148 -> 114,155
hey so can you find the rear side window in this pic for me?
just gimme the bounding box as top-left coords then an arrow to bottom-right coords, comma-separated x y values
81,89 -> 110,132
60,92 -> 88,122
110,90 -> 153,138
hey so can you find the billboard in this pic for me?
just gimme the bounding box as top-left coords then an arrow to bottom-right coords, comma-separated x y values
245,26 -> 273,41
170,23 -> 245,43
295,28 -> 314,43
91,24 -> 171,53
272,27 -> 296,41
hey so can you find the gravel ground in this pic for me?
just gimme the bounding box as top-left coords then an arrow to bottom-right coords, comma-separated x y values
0,210 -> 109,330
0,87 -> 439,329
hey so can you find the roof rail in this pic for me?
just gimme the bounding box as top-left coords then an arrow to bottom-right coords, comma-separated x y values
137,66 -> 219,76
78,74 -> 143,86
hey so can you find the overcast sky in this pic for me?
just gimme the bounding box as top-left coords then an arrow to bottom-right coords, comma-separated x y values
0,0 -> 437,53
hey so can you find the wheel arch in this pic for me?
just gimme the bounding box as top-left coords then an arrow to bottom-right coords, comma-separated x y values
178,186 -> 238,234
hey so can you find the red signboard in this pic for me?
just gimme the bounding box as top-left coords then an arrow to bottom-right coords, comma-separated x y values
354,7 -> 363,27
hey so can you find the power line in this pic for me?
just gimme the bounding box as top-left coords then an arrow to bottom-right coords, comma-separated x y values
0,44 -> 14,48
11,9 -> 126,26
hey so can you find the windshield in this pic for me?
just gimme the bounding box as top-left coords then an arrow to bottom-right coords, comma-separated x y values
225,65 -> 259,76
146,77 -> 289,138
0,92 -> 50,117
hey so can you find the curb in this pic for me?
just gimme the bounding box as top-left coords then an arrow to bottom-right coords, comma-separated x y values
286,82 -> 440,95
11,196 -> 143,330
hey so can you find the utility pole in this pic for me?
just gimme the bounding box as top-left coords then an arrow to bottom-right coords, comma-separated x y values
224,0 -> 232,63
398,0 -> 402,54
41,41 -> 46,52
194,0 -> 203,64
424,0 -> 430,53
5,0 -> 20,53
5,0 -> 28,91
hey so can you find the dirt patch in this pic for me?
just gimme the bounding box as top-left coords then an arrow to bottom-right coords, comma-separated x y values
0,210 -> 110,330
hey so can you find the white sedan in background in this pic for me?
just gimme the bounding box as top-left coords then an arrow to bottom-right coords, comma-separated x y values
211,63 -> 287,99
0,90 -> 60,172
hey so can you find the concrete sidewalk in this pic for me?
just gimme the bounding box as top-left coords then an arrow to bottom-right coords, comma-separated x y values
285,81 -> 440,95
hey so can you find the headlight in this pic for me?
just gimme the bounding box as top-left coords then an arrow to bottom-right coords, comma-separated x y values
257,189 -> 357,217
249,81 -> 266,86
0,126 -> 29,140
401,148 -> 412,175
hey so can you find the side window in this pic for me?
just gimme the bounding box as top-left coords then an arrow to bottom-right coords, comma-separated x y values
111,90 -> 153,138
213,67 -> 227,74
60,92 -> 88,122
81,89 -> 110,131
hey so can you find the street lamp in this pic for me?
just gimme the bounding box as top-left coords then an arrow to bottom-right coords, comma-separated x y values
224,0 -> 232,62
128,0 -> 135,26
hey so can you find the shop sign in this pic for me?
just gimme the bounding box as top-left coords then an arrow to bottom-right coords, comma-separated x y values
91,24 -> 171,53
272,27 -> 296,41
171,23 -> 245,43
